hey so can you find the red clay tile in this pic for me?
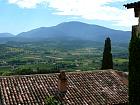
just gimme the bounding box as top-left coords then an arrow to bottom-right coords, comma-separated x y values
0,70 -> 128,105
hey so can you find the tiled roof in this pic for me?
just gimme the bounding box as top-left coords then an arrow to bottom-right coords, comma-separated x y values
124,1 -> 140,9
0,70 -> 128,105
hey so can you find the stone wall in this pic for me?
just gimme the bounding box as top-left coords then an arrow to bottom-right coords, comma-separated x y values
138,14 -> 140,33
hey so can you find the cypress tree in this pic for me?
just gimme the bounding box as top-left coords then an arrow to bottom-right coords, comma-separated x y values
129,26 -> 140,105
101,37 -> 113,70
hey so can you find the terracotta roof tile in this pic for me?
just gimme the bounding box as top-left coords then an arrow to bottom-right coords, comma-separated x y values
0,70 -> 128,105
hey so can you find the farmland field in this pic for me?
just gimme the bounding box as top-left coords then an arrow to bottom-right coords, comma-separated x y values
0,40 -> 128,75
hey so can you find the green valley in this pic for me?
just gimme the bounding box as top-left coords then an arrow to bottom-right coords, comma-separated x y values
0,40 -> 128,76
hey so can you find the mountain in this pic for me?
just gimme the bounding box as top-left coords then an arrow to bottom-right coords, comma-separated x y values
16,21 -> 131,42
0,33 -> 14,37
0,33 -> 15,44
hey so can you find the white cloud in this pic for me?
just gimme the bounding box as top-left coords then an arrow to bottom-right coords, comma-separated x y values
8,0 -> 46,8
8,0 -> 138,28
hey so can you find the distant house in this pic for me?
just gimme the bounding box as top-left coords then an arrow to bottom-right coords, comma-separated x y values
0,70 -> 128,105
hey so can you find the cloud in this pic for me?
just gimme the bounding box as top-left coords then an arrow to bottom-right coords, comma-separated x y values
8,0 -> 46,8
7,0 -> 138,28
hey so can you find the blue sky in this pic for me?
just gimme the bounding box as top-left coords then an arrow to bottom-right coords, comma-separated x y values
0,0 -> 139,35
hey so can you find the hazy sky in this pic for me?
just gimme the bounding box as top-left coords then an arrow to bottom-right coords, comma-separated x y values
0,0 -> 139,35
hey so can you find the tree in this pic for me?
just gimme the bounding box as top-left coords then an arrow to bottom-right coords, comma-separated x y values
129,26 -> 140,105
101,37 -> 113,69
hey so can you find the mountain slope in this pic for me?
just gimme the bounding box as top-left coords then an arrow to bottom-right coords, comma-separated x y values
17,21 -> 131,42
0,33 -> 14,37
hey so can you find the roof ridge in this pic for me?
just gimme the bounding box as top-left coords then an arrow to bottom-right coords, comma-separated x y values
0,69 -> 124,78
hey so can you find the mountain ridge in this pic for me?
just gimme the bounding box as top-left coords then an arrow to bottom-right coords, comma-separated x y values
0,33 -> 14,37
16,21 -> 131,42
0,21 -> 131,43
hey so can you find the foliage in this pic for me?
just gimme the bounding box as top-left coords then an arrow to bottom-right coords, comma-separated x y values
101,37 -> 113,69
45,96 -> 61,105
2,71 -> 13,76
129,27 -> 140,105
14,68 -> 34,75
113,58 -> 128,72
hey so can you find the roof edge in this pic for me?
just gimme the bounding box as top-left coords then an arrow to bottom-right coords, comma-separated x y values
0,69 -> 127,78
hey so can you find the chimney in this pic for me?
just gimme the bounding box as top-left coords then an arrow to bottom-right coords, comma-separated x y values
58,71 -> 67,93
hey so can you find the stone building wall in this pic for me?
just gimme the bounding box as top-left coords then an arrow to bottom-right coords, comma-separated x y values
138,14 -> 140,33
